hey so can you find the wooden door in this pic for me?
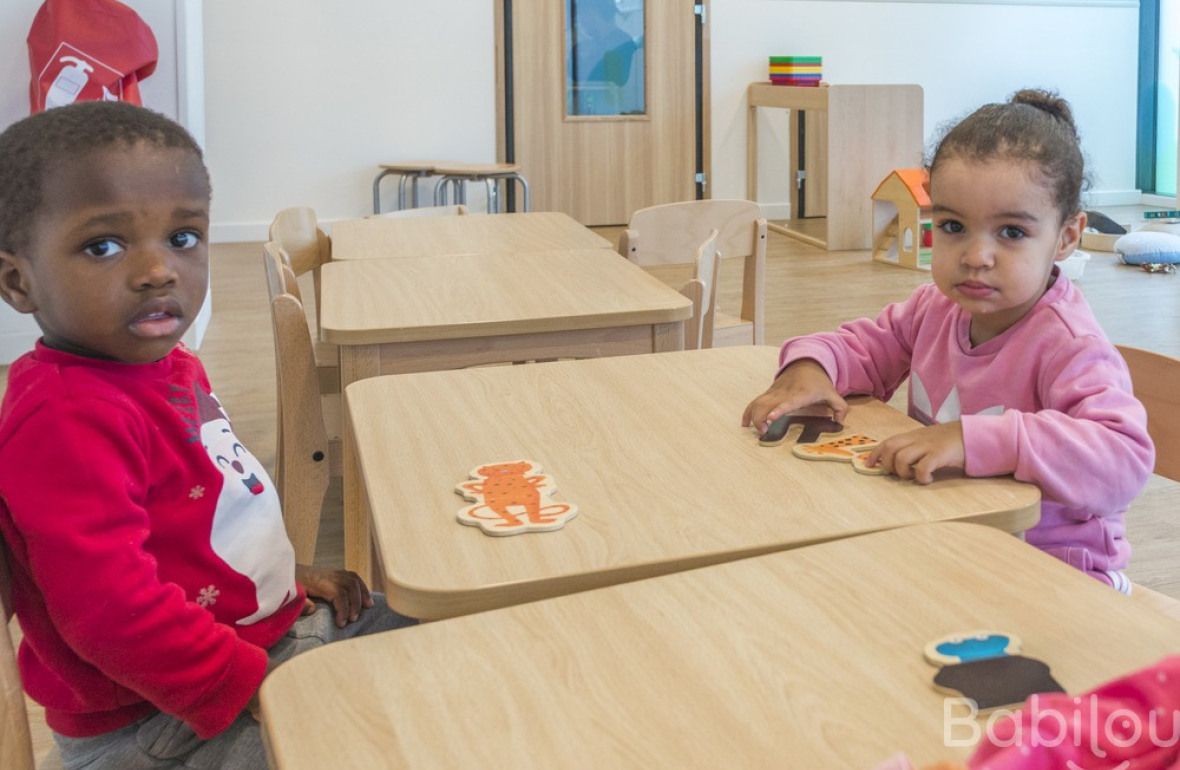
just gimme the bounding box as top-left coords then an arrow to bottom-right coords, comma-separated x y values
497,0 -> 705,226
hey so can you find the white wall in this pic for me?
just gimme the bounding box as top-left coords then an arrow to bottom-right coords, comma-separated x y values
201,0 -> 1141,241
712,0 -> 1141,214
0,0 -> 207,363
201,0 -> 496,242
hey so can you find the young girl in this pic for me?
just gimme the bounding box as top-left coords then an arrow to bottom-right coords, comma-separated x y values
743,89 -> 1154,590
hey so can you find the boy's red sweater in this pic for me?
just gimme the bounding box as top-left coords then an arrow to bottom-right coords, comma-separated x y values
0,343 -> 304,739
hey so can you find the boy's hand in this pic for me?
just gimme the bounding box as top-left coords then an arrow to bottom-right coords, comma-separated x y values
863,422 -> 965,484
295,564 -> 374,628
741,359 -> 848,435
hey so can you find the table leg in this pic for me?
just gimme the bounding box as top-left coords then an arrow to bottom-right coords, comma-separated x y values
485,178 -> 496,213
372,168 -> 396,215
515,173 -> 531,212
652,321 -> 685,352
747,102 -> 758,202
339,347 -> 381,584
410,172 -> 422,208
397,175 -> 409,211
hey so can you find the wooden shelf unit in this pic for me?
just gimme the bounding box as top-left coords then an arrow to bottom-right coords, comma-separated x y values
746,82 -> 924,251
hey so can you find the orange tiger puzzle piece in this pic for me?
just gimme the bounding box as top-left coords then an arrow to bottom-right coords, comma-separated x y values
791,434 -> 888,476
455,460 -> 579,536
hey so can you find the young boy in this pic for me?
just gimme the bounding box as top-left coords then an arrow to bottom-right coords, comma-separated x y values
0,101 -> 414,769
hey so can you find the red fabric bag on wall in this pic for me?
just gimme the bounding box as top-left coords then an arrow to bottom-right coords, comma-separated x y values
27,0 -> 158,113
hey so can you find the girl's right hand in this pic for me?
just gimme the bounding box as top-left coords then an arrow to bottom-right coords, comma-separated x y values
741,359 -> 848,435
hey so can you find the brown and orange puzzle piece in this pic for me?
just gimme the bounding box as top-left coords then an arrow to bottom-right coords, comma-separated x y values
455,460 -> 578,536
791,434 -> 888,475
758,413 -> 844,446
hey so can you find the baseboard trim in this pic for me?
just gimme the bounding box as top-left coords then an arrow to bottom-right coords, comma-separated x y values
211,215 -> 359,244
758,203 -> 792,221
211,221 -> 271,244
1083,189 -> 1145,207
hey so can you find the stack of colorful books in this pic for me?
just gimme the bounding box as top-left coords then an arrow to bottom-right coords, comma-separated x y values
768,56 -> 822,87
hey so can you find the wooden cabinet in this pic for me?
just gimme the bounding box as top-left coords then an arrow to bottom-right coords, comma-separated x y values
746,82 -> 923,251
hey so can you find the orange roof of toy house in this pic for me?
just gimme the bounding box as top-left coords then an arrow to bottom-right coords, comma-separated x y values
872,168 -> 931,208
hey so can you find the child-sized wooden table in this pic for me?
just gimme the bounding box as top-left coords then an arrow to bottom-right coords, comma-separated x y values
321,249 -> 694,578
261,522 -> 1177,769
344,346 -> 1040,619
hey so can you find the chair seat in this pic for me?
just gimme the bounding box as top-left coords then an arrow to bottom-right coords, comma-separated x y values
37,749 -> 64,770
431,162 -> 520,176
378,161 -> 441,174
711,311 -> 754,348
313,340 -> 339,395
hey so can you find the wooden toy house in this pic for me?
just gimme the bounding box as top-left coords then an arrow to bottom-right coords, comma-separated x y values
871,168 -> 932,270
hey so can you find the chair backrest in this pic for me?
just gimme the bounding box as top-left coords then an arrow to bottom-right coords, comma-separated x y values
263,248 -> 330,563
619,199 -> 767,344
269,207 -> 331,276
270,207 -> 331,331
1,540 -> 36,770
681,229 -> 720,351
1117,345 -> 1180,481
369,204 -> 468,219
621,199 -> 763,264
262,241 -> 296,302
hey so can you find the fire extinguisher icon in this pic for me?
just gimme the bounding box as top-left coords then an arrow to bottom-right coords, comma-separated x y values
46,56 -> 94,109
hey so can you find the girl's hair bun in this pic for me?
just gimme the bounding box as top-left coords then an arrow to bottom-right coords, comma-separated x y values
1011,88 -> 1077,137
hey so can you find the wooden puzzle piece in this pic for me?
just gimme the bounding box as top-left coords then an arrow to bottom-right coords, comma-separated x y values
455,460 -> 578,537
932,655 -> 1063,711
758,413 -> 844,446
850,452 -> 889,476
791,434 -> 879,463
924,631 -> 1022,667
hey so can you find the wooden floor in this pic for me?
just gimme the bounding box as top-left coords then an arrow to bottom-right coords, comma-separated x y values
4,220 -> 1180,764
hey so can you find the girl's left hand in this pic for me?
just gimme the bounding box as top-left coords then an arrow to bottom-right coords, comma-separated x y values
295,564 -> 374,628
863,422 -> 965,485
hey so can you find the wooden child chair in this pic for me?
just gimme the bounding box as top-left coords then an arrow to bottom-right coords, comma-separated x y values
1117,345 -> 1180,482
263,243 -> 340,564
619,199 -> 767,346
681,229 -> 721,350
268,207 -> 338,394
1117,346 -> 1180,618
2,541 -> 62,770
2,539 -> 35,770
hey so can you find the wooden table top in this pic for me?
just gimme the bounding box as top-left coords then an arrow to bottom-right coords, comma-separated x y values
345,346 -> 1040,619
431,161 -> 521,175
330,211 -> 613,259
376,161 -> 444,173
319,249 -> 692,346
261,523 -> 1178,769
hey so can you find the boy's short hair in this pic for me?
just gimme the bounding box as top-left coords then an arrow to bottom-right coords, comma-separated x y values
0,101 -> 209,254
